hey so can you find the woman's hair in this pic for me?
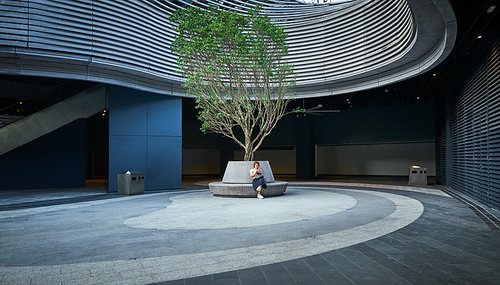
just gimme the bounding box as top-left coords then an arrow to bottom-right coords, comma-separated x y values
253,161 -> 260,168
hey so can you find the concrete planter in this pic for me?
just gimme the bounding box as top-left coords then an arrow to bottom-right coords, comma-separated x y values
209,161 -> 287,197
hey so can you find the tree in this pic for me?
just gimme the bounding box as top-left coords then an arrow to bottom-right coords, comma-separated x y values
170,6 -> 297,161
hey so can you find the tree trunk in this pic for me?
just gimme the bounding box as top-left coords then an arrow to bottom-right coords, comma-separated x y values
244,131 -> 253,161
244,150 -> 253,161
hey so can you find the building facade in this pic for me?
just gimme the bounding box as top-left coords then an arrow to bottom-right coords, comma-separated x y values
1,0 -> 499,210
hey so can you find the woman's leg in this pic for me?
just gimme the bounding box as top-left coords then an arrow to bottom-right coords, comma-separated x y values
253,179 -> 264,199
257,184 -> 264,199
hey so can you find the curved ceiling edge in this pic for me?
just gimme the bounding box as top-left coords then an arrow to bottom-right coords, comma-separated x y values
0,0 -> 456,97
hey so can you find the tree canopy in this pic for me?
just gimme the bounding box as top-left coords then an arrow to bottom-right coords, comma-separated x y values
170,6 -> 296,161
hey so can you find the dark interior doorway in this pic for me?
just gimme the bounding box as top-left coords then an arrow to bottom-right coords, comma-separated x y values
85,110 -> 109,190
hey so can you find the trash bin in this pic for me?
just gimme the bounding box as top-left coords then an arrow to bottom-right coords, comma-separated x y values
117,171 -> 144,195
409,165 -> 427,186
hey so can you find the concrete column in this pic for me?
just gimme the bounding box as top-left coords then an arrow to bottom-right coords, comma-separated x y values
296,114 -> 315,179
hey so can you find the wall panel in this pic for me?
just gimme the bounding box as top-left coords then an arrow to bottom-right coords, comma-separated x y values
435,95 -> 446,184
108,85 -> 182,192
450,38 -> 500,209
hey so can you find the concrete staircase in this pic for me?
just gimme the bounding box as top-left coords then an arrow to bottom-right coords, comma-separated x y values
0,84 -> 106,156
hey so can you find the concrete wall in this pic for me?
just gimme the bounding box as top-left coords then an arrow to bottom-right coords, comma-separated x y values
317,143 -> 435,176
183,148 -> 297,175
183,149 -> 220,175
108,86 -> 182,191
184,143 -> 435,177
313,101 -> 435,176
182,99 -> 436,177
234,149 -> 296,175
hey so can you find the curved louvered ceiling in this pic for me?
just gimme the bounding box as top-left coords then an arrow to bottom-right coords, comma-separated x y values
0,0 -> 456,98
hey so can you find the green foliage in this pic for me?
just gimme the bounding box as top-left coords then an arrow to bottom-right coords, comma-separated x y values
292,107 -> 306,113
170,6 -> 296,161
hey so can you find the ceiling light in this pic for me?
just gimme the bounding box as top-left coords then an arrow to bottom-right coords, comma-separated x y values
432,73 -> 437,77
487,5 -> 496,13
417,97 -> 420,100
477,35 -> 483,39
385,90 -> 388,92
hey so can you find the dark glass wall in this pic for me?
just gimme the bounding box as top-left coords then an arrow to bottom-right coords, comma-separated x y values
0,119 -> 86,190
437,35 -> 500,209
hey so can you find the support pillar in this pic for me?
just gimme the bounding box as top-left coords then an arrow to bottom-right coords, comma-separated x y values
296,114 -> 315,179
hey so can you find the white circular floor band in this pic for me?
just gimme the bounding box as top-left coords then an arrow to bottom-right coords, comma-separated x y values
124,190 -> 358,230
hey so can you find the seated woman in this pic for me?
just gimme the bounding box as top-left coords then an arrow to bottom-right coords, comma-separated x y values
250,161 -> 267,199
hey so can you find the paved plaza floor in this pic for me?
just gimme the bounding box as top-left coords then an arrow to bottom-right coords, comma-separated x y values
1,177 -> 500,284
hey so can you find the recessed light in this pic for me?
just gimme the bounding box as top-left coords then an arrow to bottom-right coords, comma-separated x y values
477,35 -> 483,39
433,73 -> 437,77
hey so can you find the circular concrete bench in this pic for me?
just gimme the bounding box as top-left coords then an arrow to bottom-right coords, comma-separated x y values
209,161 -> 287,197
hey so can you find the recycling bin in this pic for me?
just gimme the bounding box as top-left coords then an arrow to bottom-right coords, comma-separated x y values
409,166 -> 427,186
117,171 -> 144,195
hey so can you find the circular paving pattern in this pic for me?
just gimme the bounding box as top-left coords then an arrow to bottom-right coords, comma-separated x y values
0,186 -> 424,283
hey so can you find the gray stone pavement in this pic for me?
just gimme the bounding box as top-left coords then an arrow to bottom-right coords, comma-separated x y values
1,178 -> 500,284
